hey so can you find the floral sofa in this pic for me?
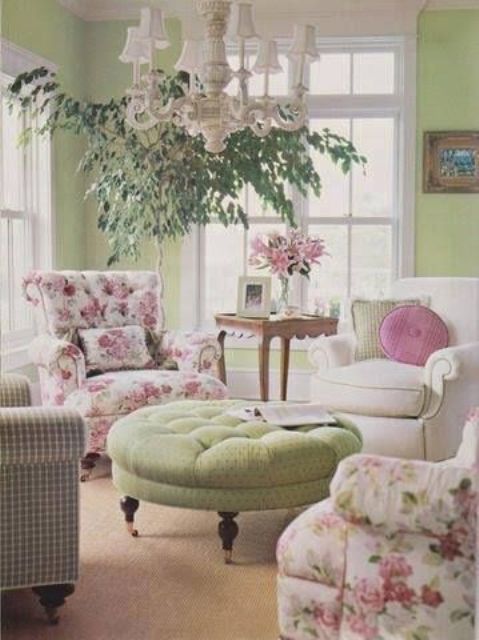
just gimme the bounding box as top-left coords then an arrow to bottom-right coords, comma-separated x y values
277,408 -> 478,640
23,271 -> 228,476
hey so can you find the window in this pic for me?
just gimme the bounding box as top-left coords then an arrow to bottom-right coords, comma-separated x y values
0,70 -> 53,369
185,38 -> 413,332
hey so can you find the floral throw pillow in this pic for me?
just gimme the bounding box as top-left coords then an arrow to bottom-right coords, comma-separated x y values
78,325 -> 155,375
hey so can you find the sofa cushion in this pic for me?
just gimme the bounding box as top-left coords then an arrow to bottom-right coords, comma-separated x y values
78,325 -> 155,375
65,369 -> 228,418
312,360 -> 425,418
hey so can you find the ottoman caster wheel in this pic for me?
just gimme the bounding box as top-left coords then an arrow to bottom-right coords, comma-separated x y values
121,496 -> 140,537
218,512 -> 239,564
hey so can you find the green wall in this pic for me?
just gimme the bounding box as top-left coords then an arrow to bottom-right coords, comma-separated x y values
2,0 -> 87,269
416,10 -> 479,276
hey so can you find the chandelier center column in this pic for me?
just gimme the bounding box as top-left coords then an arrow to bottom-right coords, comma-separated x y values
197,1 -> 232,97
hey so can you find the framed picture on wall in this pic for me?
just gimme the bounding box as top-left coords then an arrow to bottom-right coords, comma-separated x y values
424,131 -> 479,193
237,276 -> 272,318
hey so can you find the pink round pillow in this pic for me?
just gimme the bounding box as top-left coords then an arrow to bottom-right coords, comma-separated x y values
379,305 -> 448,366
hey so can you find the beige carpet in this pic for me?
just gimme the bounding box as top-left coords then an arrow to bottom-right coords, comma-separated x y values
1,458 -> 299,640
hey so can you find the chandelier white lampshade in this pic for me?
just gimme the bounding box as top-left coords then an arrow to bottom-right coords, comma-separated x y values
229,2 -> 258,40
138,7 -> 170,49
175,40 -> 203,75
252,40 -> 283,74
119,27 -> 152,64
288,24 -> 319,59
121,1 -> 319,153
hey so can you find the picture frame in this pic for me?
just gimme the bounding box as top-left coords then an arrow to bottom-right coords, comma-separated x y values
424,131 -> 479,193
237,276 -> 272,318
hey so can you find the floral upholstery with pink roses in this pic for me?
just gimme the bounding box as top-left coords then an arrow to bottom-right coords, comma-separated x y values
78,325 -> 155,374
277,410 -> 478,640
23,270 -> 228,454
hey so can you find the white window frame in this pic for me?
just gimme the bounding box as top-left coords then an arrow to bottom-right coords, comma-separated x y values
0,39 -> 56,371
181,35 -> 416,347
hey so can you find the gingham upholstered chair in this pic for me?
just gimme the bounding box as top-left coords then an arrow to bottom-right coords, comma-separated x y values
23,270 -> 228,479
0,374 -> 86,623
276,408 -> 478,640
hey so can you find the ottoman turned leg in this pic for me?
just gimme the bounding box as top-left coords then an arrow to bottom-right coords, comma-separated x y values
120,496 -> 140,537
32,583 -> 75,624
218,512 -> 239,564
80,452 -> 101,482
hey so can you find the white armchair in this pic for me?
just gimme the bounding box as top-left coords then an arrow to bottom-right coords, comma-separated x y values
309,278 -> 479,460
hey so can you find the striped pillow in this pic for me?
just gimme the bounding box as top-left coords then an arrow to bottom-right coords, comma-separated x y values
351,299 -> 421,361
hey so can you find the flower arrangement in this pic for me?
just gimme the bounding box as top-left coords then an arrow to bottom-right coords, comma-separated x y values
249,229 -> 327,313
249,229 -> 327,278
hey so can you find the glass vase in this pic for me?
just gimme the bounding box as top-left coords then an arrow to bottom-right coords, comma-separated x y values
277,276 -> 290,316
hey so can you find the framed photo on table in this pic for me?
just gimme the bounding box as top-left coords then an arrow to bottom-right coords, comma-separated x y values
237,276 -> 271,318
424,131 -> 479,193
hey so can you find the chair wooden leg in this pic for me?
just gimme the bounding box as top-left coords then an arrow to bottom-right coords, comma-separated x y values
32,583 -> 75,624
218,512 -> 239,564
80,452 -> 100,482
120,496 -> 140,536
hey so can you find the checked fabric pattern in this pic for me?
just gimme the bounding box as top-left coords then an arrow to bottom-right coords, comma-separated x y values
0,375 -> 86,590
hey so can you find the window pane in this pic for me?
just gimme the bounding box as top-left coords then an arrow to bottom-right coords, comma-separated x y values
307,225 -> 348,314
204,225 -> 244,319
0,218 -> 10,331
309,119 -> 351,217
353,52 -> 395,95
352,118 -> 394,217
351,225 -> 392,298
309,53 -> 351,95
1,97 -> 25,210
12,219 -> 31,330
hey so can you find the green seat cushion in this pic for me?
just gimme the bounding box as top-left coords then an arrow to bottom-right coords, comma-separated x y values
108,400 -> 362,506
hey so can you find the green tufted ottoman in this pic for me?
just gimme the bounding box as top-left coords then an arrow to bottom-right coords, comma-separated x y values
107,399 -> 362,562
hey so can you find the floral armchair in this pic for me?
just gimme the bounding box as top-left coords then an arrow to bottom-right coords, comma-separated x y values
277,408 -> 478,640
23,270 -> 228,477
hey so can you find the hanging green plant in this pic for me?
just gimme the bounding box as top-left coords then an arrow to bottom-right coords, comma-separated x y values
8,67 -> 366,265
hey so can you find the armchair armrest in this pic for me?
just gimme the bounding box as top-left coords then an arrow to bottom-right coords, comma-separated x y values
330,453 -> 476,537
308,332 -> 357,371
160,331 -> 221,373
0,374 -> 31,407
29,335 -> 86,404
422,343 -> 479,419
0,408 -> 86,464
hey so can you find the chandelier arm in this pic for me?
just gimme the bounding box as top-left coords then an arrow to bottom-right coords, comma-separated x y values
271,102 -> 308,131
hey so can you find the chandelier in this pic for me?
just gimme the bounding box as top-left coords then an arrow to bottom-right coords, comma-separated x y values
119,2 -> 318,154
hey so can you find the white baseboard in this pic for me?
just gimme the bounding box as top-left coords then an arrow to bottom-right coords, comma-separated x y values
226,368 -> 312,402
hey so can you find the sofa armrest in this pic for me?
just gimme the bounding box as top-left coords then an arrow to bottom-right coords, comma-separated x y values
160,331 -> 221,373
422,343 -> 479,419
308,333 -> 357,371
29,335 -> 86,404
0,407 -> 86,464
0,374 -> 32,407
330,453 -> 476,536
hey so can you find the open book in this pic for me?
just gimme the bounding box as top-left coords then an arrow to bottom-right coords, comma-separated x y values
226,403 -> 337,427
